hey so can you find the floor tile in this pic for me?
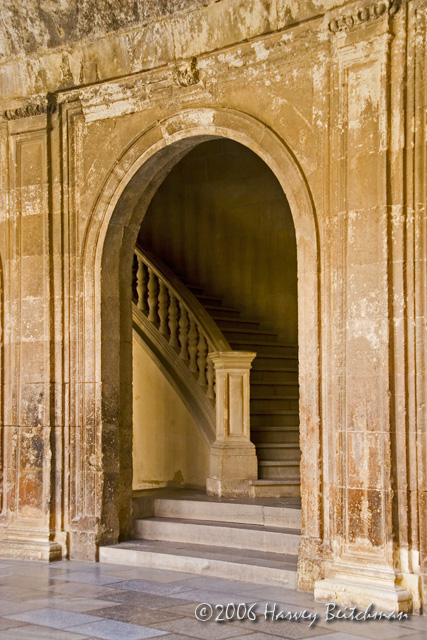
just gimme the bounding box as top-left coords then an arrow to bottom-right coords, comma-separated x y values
24,596 -> 121,614
87,604 -> 183,625
0,619 -> 27,631
5,607 -> 102,630
113,579 -> 193,595
50,571 -> 128,586
67,618 -> 168,640
0,623 -> 92,639
100,589 -> 188,608
107,568 -> 194,583
149,616 -> 260,639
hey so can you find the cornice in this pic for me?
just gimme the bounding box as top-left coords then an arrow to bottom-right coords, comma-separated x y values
328,0 -> 401,33
2,98 -> 56,121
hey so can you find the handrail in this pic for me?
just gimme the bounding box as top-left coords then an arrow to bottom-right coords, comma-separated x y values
133,246 -> 232,401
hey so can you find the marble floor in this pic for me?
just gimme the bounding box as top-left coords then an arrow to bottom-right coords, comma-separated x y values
0,558 -> 425,640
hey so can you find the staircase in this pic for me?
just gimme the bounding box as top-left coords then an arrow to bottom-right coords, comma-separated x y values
185,282 -> 300,498
100,491 -> 300,587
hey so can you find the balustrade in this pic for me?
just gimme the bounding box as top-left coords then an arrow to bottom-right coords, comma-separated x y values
133,248 -> 218,400
133,246 -> 257,497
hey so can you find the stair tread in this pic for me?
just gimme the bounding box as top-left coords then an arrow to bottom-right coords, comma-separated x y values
212,317 -> 260,327
250,479 -> 301,486
231,340 -> 297,347
252,425 -> 299,430
204,304 -> 241,313
251,395 -> 299,400
256,443 -> 300,448
104,539 -> 299,570
137,516 -> 300,535
251,410 -> 299,415
259,461 -> 299,466
251,381 -> 299,386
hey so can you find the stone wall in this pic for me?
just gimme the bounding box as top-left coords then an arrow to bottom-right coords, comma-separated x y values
0,0 -> 425,614
139,139 -> 298,343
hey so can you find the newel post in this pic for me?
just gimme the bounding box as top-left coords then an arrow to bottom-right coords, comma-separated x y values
206,351 -> 257,497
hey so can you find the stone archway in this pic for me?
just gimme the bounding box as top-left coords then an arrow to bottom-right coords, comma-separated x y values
81,108 -> 320,585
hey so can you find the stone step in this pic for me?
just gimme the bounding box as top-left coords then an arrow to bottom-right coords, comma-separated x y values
213,317 -> 261,331
256,444 -> 301,461
249,480 -> 301,499
99,539 -> 298,588
251,411 -> 299,427
134,517 -> 300,555
204,304 -> 241,319
251,426 -> 299,444
251,382 -> 299,396
259,461 -> 300,480
152,497 -> 302,529
251,369 -> 299,383
226,329 -> 278,343
252,355 -> 298,369
196,294 -> 223,306
232,341 -> 298,357
251,397 -> 299,412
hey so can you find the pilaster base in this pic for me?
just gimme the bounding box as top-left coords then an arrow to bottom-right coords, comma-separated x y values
206,476 -> 252,497
207,442 -> 258,497
315,564 -> 413,613
0,537 -> 62,561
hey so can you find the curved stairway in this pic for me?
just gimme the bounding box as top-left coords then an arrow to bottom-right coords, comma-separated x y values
184,281 -> 301,498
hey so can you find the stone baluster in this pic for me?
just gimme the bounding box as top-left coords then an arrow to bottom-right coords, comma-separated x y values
197,334 -> 208,386
188,316 -> 198,373
206,351 -> 257,497
178,302 -> 189,360
136,257 -> 148,314
147,267 -> 159,326
206,356 -> 215,400
158,282 -> 169,338
168,294 -> 179,349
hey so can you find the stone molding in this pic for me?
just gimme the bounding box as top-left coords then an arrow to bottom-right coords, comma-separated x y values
174,57 -> 200,87
2,99 -> 56,121
328,0 -> 401,33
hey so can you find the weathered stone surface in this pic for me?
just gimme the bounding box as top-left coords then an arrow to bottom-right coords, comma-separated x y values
0,0 -> 425,616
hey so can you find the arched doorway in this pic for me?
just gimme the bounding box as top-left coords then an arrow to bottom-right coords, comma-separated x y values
133,139 -> 299,496
84,109 -> 320,587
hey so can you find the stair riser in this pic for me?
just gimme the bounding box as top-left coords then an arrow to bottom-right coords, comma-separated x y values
256,447 -> 301,461
251,413 -> 299,427
135,520 -> 300,555
246,345 -> 298,356
251,399 -> 299,412
252,429 -> 300,444
227,331 -> 277,343
99,546 -> 298,588
153,499 -> 302,529
196,296 -> 223,306
253,358 -> 298,370
251,370 -> 299,383
204,307 -> 240,319
251,384 -> 299,396
259,464 -> 300,480
250,484 -> 301,499
214,319 -> 260,331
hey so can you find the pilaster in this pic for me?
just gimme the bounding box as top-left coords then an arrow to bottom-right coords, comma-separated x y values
315,1 -> 412,612
206,351 -> 257,497
0,99 -> 61,560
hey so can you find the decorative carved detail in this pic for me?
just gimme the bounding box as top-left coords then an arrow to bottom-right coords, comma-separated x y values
3,98 -> 56,120
174,57 -> 200,87
328,0 -> 400,33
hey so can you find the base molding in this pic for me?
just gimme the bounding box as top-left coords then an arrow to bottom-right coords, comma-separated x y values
0,537 -> 62,561
206,476 -> 252,497
315,564 -> 413,613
